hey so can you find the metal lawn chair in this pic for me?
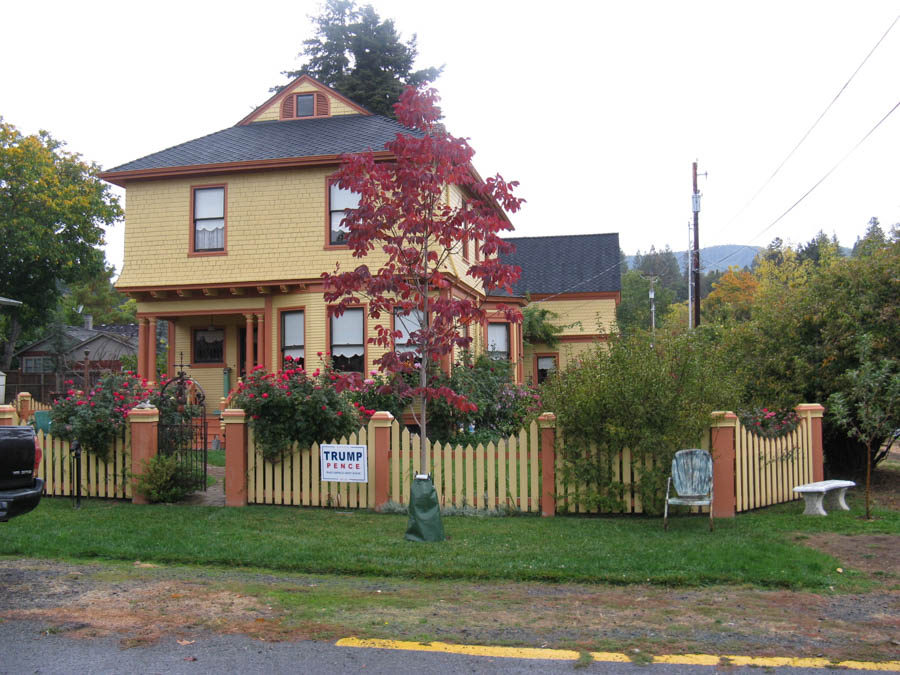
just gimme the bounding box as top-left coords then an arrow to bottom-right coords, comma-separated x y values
663,449 -> 714,531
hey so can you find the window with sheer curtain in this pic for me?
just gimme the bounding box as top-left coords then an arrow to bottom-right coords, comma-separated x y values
193,186 -> 225,252
193,328 -> 224,364
329,182 -> 360,245
394,309 -> 424,356
281,310 -> 304,368
487,323 -> 510,361
331,308 -> 364,372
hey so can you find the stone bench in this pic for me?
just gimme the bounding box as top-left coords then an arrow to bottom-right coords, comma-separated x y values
793,480 -> 856,515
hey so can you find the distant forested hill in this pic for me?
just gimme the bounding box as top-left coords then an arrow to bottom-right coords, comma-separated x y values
626,245 -> 762,273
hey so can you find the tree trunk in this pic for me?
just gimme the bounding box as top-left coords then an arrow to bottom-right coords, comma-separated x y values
0,314 -> 22,370
865,440 -> 872,520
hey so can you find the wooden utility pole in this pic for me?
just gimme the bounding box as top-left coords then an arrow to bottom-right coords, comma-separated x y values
691,162 -> 701,328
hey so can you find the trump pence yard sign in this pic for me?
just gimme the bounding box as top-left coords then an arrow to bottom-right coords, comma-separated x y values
320,444 -> 368,483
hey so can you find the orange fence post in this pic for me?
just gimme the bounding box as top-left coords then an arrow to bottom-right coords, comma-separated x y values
710,411 -> 737,518
128,404 -> 159,505
16,392 -> 33,423
797,404 -> 825,482
0,405 -> 18,426
371,411 -> 394,511
538,412 -> 557,517
222,409 -> 249,507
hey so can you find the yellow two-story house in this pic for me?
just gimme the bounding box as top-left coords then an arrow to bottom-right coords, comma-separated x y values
101,75 -> 526,408
501,233 -> 621,384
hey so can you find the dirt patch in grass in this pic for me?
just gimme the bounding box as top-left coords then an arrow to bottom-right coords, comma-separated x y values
1,558 -> 898,662
799,534 -> 900,579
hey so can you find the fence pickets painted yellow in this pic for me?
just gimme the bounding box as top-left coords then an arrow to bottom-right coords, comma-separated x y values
734,415 -> 811,512
246,425 -> 374,507
34,429 -> 132,499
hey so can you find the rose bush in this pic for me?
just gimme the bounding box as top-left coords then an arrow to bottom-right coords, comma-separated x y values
228,357 -> 368,461
737,407 -> 801,439
49,372 -> 152,459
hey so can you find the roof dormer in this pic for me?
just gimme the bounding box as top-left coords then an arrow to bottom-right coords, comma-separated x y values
237,74 -> 371,126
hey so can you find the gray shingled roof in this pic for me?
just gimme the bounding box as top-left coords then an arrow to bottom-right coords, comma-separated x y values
501,233 -> 621,296
105,115 -> 419,174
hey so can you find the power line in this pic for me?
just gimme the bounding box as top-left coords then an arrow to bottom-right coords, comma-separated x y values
701,97 -> 900,272
711,12 -> 900,240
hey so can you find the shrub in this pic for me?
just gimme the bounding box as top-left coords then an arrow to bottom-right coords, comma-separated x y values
542,329 -> 739,514
49,372 -> 152,459
133,454 -> 194,503
427,353 -> 542,445
228,357 -> 367,461
348,371 -> 412,423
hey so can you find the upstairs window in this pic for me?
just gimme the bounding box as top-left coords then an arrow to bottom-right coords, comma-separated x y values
331,308 -> 364,372
395,309 -> 424,355
192,186 -> 225,252
487,323 -> 510,361
295,94 -> 315,118
328,183 -> 360,245
281,310 -> 305,369
281,91 -> 330,119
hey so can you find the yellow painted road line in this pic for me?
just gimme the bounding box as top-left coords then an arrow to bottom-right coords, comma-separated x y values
336,637 -> 900,671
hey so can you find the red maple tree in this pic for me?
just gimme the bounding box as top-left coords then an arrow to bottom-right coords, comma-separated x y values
322,85 -> 524,453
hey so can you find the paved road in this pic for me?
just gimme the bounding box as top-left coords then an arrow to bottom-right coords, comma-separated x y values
2,620 -> 898,675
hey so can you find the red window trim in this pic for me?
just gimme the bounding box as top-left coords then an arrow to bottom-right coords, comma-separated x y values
278,306 -> 306,368
189,183 -> 228,257
533,352 -> 559,385
324,174 -> 352,250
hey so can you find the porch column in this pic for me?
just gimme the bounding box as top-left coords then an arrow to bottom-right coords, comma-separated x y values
255,312 -> 265,371
244,314 -> 256,373
145,316 -> 158,385
137,318 -> 149,380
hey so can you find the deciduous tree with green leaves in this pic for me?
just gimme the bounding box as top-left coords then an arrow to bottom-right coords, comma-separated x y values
0,120 -> 121,368
280,0 -> 443,117
827,336 -> 900,519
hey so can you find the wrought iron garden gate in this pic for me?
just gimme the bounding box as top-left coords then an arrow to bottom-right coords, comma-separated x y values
157,364 -> 208,492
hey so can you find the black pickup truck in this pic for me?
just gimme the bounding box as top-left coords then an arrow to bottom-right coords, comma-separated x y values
0,426 -> 43,521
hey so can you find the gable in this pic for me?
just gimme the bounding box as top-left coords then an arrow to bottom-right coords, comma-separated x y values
238,75 -> 370,125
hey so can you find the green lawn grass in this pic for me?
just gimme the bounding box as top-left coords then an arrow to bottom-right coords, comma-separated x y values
2,494 -> 895,591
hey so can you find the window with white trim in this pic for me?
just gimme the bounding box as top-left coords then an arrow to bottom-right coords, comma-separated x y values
331,308 -> 364,372
193,187 -> 225,252
281,310 -> 305,368
329,183 -> 360,245
487,323 -> 510,361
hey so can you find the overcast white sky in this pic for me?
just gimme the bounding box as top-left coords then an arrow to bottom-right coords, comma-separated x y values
3,1 -> 899,275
